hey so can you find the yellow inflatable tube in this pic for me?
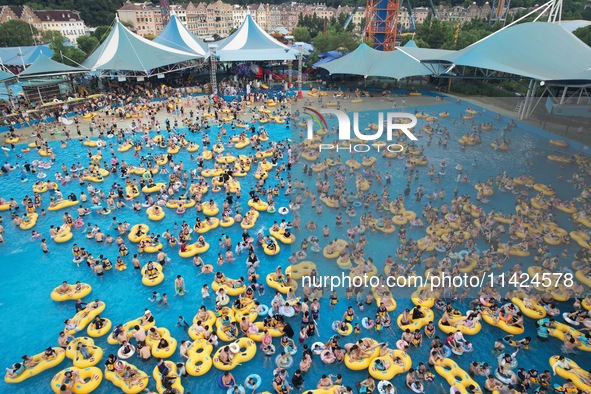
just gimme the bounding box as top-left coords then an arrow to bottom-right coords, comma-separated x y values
141,262 -> 164,286
146,206 -> 165,221
482,310 -> 524,335
67,301 -> 106,335
511,297 -> 546,319
549,322 -> 591,351
48,199 -> 79,211
549,356 -> 591,393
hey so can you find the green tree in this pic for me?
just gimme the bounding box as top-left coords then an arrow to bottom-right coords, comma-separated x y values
574,25 -> 591,47
297,13 -> 325,39
76,35 -> 99,55
40,30 -> 64,44
293,26 -> 312,43
49,35 -> 87,66
415,18 -> 453,48
312,26 -> 359,53
0,20 -> 38,47
92,26 -> 111,43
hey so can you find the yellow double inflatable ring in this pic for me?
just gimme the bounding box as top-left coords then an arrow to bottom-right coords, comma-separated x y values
368,349 -> 411,380
50,366 -> 102,393
220,217 -> 235,228
322,239 -> 348,259
435,358 -> 481,394
87,318 -> 112,338
146,327 -> 177,358
211,280 -> 246,297
286,261 -> 316,280
179,242 -> 209,258
153,361 -> 184,393
345,159 -> 361,169
266,274 -> 298,294
547,155 -> 571,163
141,183 -> 165,193
166,199 -> 196,209
202,203 -> 219,216
320,196 -> 339,208
5,347 -> 66,383
212,338 -> 257,370
51,283 -> 91,302
186,338 -> 214,376
344,338 -> 380,370
104,360 -> 148,393
397,308 -> 434,331
128,224 -> 149,243
269,229 -> 296,244
118,143 -> 132,152
437,312 -> 482,335
107,317 -> 155,345
248,321 -> 284,341
65,337 -> 103,368
48,199 -> 79,211
263,236 -> 281,256
248,199 -> 269,211
139,238 -> 163,253
19,212 -> 38,230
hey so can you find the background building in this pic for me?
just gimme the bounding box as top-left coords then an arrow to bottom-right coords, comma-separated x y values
0,5 -> 87,43
117,1 -> 499,39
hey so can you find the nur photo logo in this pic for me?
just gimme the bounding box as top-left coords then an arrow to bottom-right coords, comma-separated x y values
303,107 -> 419,152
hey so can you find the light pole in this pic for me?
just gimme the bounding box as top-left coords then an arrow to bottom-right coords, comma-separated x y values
28,17 -> 37,46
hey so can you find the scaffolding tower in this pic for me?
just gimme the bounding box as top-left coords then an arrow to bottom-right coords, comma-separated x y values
364,0 -> 400,51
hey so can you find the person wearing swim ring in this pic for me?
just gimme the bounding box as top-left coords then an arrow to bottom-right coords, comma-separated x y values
342,306 -> 357,323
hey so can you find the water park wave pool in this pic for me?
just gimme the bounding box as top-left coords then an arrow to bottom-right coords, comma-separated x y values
0,95 -> 589,394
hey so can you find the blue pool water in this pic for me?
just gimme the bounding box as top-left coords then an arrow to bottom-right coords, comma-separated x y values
0,95 -> 589,394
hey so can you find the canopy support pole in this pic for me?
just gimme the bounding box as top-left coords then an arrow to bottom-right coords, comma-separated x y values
519,79 -> 535,120
4,81 -> 15,111
297,45 -> 303,92
560,86 -> 568,105
209,45 -> 218,96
